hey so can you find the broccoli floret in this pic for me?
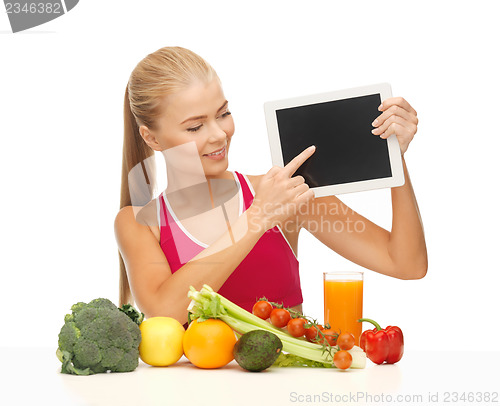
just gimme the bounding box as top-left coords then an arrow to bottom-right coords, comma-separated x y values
73,307 -> 98,328
88,298 -> 117,311
58,321 -> 80,354
57,298 -> 142,375
101,347 -> 125,368
64,313 -> 74,323
70,301 -> 87,314
73,338 -> 102,367
115,348 -> 139,373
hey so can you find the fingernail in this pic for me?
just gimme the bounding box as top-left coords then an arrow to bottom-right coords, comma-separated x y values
372,119 -> 379,126
378,103 -> 383,111
309,145 -> 316,150
371,128 -> 378,134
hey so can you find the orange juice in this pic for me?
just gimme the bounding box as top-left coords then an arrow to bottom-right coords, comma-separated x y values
323,273 -> 363,345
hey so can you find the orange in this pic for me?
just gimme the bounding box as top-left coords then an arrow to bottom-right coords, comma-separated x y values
182,318 -> 236,369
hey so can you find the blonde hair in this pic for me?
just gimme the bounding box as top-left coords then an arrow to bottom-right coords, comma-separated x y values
119,46 -> 218,306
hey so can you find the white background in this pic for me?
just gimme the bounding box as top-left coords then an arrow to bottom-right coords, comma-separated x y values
1,0 -> 499,353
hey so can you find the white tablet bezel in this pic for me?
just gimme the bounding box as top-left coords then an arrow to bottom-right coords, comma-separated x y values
263,83 -> 405,197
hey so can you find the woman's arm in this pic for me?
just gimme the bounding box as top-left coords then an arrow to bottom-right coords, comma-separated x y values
297,97 -> 427,280
115,205 -> 266,324
387,156 -> 427,278
298,159 -> 427,280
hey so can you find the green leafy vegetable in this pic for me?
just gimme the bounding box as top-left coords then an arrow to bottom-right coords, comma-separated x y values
119,304 -> 145,325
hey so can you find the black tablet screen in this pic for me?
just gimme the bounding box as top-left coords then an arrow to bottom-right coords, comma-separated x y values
276,94 -> 392,188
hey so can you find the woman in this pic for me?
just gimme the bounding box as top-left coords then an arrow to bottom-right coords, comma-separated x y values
115,46 -> 427,325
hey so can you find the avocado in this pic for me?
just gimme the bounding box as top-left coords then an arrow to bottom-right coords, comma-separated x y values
233,330 -> 283,372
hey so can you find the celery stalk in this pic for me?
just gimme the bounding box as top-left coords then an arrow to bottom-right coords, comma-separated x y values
187,285 -> 366,369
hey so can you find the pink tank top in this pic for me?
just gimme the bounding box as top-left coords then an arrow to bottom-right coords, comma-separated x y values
157,171 -> 303,312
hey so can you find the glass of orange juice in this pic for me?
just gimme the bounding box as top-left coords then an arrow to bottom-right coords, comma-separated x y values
323,272 -> 363,345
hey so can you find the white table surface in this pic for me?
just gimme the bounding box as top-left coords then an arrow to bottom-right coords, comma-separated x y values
2,348 -> 499,406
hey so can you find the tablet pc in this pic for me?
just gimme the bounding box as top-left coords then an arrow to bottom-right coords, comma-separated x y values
264,83 -> 405,197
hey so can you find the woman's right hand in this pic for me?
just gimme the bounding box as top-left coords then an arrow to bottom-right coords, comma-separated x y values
249,145 -> 316,231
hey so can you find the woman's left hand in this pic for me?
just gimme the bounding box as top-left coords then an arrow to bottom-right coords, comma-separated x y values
371,97 -> 418,155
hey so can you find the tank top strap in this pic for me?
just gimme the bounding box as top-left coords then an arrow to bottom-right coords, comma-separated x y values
157,193 -> 169,232
233,171 -> 255,211
157,192 -> 176,251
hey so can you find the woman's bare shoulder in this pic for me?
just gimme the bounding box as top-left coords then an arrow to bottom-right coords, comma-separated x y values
114,200 -> 158,231
115,205 -> 134,226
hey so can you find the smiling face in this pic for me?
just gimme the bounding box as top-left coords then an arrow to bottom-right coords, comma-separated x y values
139,78 -> 235,178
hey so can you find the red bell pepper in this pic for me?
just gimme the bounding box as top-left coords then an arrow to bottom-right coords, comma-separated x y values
358,318 -> 404,364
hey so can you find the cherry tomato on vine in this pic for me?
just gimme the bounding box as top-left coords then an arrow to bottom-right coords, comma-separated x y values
304,324 -> 325,342
333,350 -> 352,370
319,328 -> 338,346
337,332 -> 355,351
252,300 -> 273,320
270,308 -> 291,328
287,318 -> 307,337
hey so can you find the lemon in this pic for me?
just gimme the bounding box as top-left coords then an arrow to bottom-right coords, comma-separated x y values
139,317 -> 185,366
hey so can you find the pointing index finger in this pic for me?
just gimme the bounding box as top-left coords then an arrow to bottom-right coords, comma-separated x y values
283,145 -> 316,177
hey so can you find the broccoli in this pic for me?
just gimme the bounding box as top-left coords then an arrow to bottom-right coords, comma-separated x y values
56,298 -> 143,375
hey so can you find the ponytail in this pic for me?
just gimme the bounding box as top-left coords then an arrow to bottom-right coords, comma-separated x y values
118,86 -> 155,306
